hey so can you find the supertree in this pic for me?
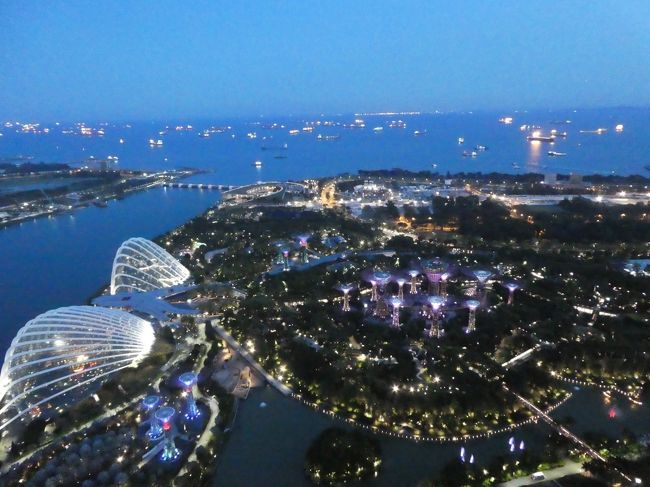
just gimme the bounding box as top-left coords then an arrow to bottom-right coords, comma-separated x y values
473,269 -> 493,302
336,283 -> 355,312
505,282 -> 519,305
408,269 -> 420,294
440,272 -> 451,297
466,299 -> 481,333
395,277 -> 407,300
155,406 -> 180,462
389,296 -> 402,328
179,372 -> 200,419
281,247 -> 291,271
428,296 -> 445,338
363,269 -> 392,302
142,395 -> 162,441
271,240 -> 286,265
422,258 -> 448,295
295,234 -> 310,264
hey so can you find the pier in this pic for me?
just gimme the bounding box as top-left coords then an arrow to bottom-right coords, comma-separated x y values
163,182 -> 235,190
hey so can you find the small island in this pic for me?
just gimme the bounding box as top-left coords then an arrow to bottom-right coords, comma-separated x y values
305,427 -> 381,485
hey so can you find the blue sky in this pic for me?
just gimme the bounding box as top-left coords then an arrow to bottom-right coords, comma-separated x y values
1,1 -> 649,120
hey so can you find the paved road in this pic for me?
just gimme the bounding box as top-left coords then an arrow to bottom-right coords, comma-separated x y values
499,461 -> 583,486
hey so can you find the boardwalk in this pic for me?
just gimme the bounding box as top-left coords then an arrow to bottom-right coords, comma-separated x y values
210,320 -> 292,396
504,385 -> 607,463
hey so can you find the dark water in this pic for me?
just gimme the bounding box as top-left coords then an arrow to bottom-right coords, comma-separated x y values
0,187 -> 219,356
213,387 -> 552,487
214,386 -> 650,487
2,109 -> 650,185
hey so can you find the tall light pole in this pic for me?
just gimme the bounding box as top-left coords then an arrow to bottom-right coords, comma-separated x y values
179,372 -> 200,420
142,395 -> 162,441
389,297 -> 402,328
466,299 -> 480,333
428,295 -> 445,338
396,277 -> 407,300
155,406 -> 180,462
408,269 -> 420,294
505,283 -> 519,305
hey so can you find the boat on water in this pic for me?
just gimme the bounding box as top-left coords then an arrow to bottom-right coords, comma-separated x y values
615,124 -> 624,132
261,143 -> 288,151
512,163 -> 520,169
579,128 -> 607,134
148,138 -> 163,147
527,131 -> 556,142
246,132 -> 257,139
548,151 -> 567,157
474,145 -> 488,151
499,117 -> 513,124
462,150 -> 478,157
254,160 -> 262,167
316,134 -> 340,141
288,129 -> 300,136
458,137 -> 464,144
373,126 -> 383,133
413,130 -> 427,136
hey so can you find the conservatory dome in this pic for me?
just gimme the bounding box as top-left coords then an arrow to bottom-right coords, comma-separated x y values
0,306 -> 154,430
110,237 -> 190,294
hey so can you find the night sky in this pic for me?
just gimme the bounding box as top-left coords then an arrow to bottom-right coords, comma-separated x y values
1,1 -> 649,120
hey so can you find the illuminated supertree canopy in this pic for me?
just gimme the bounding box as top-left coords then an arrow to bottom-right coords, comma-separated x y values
421,258 -> 449,294
0,306 -> 155,431
155,406 -> 175,430
361,268 -> 393,302
428,295 -> 446,311
142,394 -> 160,410
473,269 -> 493,284
179,371 -> 200,419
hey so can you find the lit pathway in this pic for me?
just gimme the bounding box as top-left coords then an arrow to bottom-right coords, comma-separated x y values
503,385 -> 606,463
210,321 -> 291,396
504,385 -> 633,483
498,461 -> 583,487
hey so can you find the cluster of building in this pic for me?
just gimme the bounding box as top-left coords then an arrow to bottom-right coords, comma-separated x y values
337,180 -> 470,216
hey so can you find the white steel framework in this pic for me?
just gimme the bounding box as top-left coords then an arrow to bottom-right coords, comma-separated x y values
0,306 -> 154,430
110,237 -> 190,294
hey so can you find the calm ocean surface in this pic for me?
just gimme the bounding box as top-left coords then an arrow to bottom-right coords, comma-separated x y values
1,108 -> 649,486
2,108 -> 650,185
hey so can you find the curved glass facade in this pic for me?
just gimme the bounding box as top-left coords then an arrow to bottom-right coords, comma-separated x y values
0,306 -> 154,430
110,237 -> 190,294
